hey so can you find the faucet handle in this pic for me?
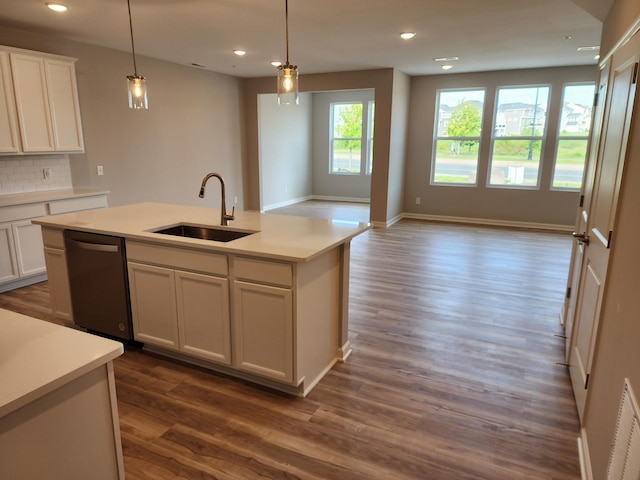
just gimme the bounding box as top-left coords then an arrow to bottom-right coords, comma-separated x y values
226,206 -> 235,221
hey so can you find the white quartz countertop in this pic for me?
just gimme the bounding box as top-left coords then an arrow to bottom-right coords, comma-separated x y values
32,202 -> 370,262
0,188 -> 109,208
0,308 -> 123,418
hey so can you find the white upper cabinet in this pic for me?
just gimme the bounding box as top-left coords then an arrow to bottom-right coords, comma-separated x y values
45,58 -> 84,151
0,46 -> 84,154
0,52 -> 20,153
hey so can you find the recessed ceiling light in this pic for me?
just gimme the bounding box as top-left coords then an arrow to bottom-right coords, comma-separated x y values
434,56 -> 459,62
594,54 -> 601,60
271,61 -> 282,67
233,50 -> 247,56
441,65 -> 453,70
564,35 -> 572,40
400,32 -> 416,40
46,3 -> 67,12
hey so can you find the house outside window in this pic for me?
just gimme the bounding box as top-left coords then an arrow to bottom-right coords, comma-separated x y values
432,89 -> 485,185
551,83 -> 596,190
489,85 -> 550,188
330,102 -> 375,175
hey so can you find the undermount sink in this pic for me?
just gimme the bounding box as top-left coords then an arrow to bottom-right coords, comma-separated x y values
152,223 -> 255,242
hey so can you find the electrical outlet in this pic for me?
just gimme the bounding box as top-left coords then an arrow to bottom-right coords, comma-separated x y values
97,165 -> 104,176
416,197 -> 421,205
42,168 -> 52,180
234,196 -> 238,204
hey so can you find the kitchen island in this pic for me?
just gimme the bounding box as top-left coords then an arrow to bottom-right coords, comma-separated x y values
33,202 -> 369,396
0,308 -> 124,479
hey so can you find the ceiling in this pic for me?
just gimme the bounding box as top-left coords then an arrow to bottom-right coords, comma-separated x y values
0,0 -> 612,78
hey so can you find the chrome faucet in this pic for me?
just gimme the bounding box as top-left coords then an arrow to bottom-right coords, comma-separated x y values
198,173 -> 235,226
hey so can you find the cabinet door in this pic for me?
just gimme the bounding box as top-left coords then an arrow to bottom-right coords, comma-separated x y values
9,53 -> 55,152
43,247 -> 73,321
233,281 -> 293,383
45,59 -> 84,152
12,220 -> 45,277
176,271 -> 231,365
0,52 -> 20,153
128,262 -> 179,350
0,223 -> 19,284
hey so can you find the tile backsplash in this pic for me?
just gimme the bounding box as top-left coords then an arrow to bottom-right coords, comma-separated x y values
0,155 -> 73,194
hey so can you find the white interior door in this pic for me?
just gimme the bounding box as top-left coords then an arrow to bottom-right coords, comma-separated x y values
568,54 -> 638,421
563,63 -> 609,357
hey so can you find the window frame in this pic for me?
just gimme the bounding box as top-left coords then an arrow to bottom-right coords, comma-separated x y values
550,82 -> 596,191
329,101 -> 375,176
487,84 -> 551,190
431,88 -> 486,187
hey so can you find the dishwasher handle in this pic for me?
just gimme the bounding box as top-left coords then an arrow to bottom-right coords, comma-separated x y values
69,239 -> 120,253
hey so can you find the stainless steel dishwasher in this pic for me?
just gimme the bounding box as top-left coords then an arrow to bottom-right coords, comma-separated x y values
64,230 -> 133,340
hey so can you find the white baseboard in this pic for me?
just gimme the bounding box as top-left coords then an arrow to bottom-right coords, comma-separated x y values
311,195 -> 370,204
578,429 -> 593,480
402,212 -> 574,232
262,195 -> 314,212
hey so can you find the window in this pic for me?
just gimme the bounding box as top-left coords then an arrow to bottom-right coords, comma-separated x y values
489,85 -> 550,188
330,101 -> 375,175
551,83 -> 595,189
432,89 -> 485,185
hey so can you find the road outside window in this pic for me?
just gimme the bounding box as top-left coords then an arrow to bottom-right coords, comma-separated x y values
432,89 -> 485,185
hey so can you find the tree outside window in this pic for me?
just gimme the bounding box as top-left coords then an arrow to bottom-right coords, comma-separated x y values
432,89 -> 485,185
331,103 -> 362,174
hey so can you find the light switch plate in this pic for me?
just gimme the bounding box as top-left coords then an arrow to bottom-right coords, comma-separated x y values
97,165 -> 104,176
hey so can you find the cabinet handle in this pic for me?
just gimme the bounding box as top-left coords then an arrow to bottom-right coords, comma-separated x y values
69,239 -> 119,253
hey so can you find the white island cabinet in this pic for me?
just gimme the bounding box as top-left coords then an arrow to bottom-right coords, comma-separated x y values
0,308 -> 124,480
32,202 -> 369,396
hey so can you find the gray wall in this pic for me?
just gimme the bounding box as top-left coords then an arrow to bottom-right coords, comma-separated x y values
0,26 -> 245,210
387,70 -> 411,223
258,92 -> 313,209
2,23 -> 599,228
311,89 -> 374,201
405,65 -> 597,227
245,69 -> 397,224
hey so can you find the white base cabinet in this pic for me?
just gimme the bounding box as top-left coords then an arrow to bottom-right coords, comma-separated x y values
0,203 -> 47,290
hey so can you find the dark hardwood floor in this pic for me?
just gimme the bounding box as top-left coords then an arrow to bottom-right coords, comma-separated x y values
0,202 -> 581,479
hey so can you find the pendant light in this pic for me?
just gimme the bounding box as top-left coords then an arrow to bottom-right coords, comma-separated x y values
126,0 -> 148,109
277,0 -> 299,106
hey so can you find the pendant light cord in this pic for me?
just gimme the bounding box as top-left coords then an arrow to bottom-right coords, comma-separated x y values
285,0 -> 290,64
127,0 -> 138,75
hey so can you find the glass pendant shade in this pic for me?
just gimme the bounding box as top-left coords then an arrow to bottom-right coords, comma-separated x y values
127,74 -> 148,109
277,64 -> 299,106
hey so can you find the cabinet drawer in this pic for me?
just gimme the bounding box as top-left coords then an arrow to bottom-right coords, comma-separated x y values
126,241 -> 228,276
41,227 -> 65,248
48,195 -> 107,215
234,256 -> 292,287
0,203 -> 47,223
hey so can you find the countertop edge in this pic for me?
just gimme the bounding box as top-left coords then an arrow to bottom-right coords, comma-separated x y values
0,188 -> 110,208
0,309 -> 124,418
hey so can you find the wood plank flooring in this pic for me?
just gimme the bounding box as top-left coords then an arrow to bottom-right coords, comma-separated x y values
0,202 -> 580,479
